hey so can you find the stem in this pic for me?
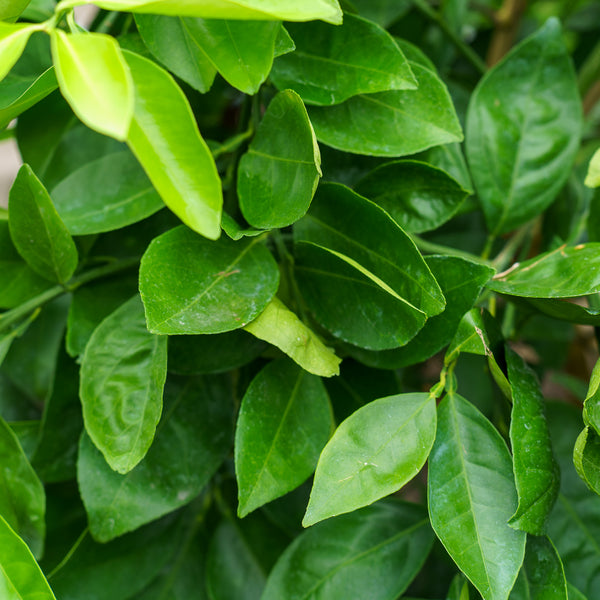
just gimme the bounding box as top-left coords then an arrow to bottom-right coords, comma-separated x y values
212,127 -> 254,160
480,234 -> 496,260
583,81 -> 600,117
579,39 -> 600,98
490,222 -> 533,271
412,0 -> 487,74
412,235 -> 493,266
47,528 -> 89,580
486,0 -> 528,67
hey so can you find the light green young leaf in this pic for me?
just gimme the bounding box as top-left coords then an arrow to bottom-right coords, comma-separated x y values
573,426 -> 600,495
583,357 -> 600,435
0,514 -> 56,600
585,149 -> 600,188
0,416 -> 45,559
0,21 -> 35,81
428,393 -> 526,600
235,358 -> 333,518
270,14 -> 416,106
139,226 -> 279,335
50,30 -> 134,140
244,297 -> 340,377
506,347 -> 559,534
263,501 -> 434,600
56,0 -> 343,24
466,19 -> 582,235
8,164 -> 78,284
304,392 -> 436,526
80,295 -> 168,475
238,90 -> 321,229
123,50 -> 222,240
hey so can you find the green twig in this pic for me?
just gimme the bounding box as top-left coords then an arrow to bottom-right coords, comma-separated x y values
47,528 -> 89,580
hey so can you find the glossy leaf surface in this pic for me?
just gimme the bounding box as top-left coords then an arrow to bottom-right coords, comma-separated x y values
50,30 -> 134,140
488,244 -> 600,298
270,14 -> 416,106
466,19 -> 582,234
8,164 -> 78,283
308,60 -> 462,156
124,50 -> 222,240
428,393 -> 526,600
263,501 -> 434,600
507,348 -> 559,534
354,160 -> 469,233
0,22 -> 34,81
243,297 -> 340,377
573,426 -> 600,495
584,358 -> 600,436
304,393 -> 436,526
79,295 -> 168,474
0,515 -> 56,600
235,358 -> 332,518
139,226 -> 279,334
78,375 -> 233,541
238,90 -> 321,229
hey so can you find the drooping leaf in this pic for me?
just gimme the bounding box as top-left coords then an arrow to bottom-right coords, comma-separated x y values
79,295 -> 168,475
243,297 -> 341,377
0,514 -> 56,600
50,30 -> 134,140
506,347 -> 559,534
263,501 -> 434,600
139,225 -> 279,335
509,536 -> 568,599
78,375 -> 233,541
585,149 -> 600,188
235,358 -> 333,518
466,19 -> 582,235
308,60 -> 462,156
0,21 -> 35,81
0,415 -> 45,558
573,426 -> 600,495
304,392 -> 436,526
488,244 -> 600,298
56,0 -> 343,23
8,164 -> 78,284
428,393 -> 526,600
123,50 -> 222,240
238,90 -> 321,229
270,14 -> 416,106
354,160 -> 469,233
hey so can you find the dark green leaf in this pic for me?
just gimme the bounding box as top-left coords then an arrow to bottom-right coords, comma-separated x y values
51,151 -> 164,235
466,19 -> 582,235
235,358 -> 332,518
308,61 -> 462,156
8,164 -> 78,283
263,501 -> 434,600
78,375 -> 233,541
123,50 -> 222,240
238,90 -> 321,229
0,0 -> 31,21
519,297 -> 600,326
79,295 -> 168,474
354,160 -> 469,233
270,14 -> 416,106
445,308 -> 504,364
303,392 -> 436,526
351,0 -> 411,28
428,393 -> 526,600
139,225 -> 279,335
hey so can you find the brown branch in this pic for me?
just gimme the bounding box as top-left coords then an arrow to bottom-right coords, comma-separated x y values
486,0 -> 528,67
583,80 -> 600,116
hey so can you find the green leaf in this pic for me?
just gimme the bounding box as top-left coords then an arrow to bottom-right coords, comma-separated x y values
509,536 -> 568,599
78,375 -> 233,541
274,25 -> 294,57
517,297 -> 600,326
0,0 -> 31,21
263,501 -> 434,600
584,357 -> 600,435
308,60 -> 462,156
428,393 -> 526,600
135,15 -> 216,93
243,297 -> 341,377
445,308 -> 503,364
238,90 -> 321,229
123,50 -> 222,240
466,19 -> 582,235
487,243 -> 600,298
506,347 -> 559,534
270,14 -> 416,106
567,584 -> 588,600
0,22 -> 35,81
139,225 -> 279,335
50,30 -> 134,141
0,311 -> 34,369
235,358 -> 333,518
79,295 -> 168,475
303,392 -> 436,526
573,426 -> 600,495
0,415 -> 45,558
0,514 -> 55,600
51,150 -> 164,235
56,0 -> 343,23
8,164 -> 78,284
347,0 -> 412,28
354,160 -> 469,233
585,149 -> 600,188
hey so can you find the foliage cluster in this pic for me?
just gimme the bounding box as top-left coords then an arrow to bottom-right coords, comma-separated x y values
1,0 -> 600,598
